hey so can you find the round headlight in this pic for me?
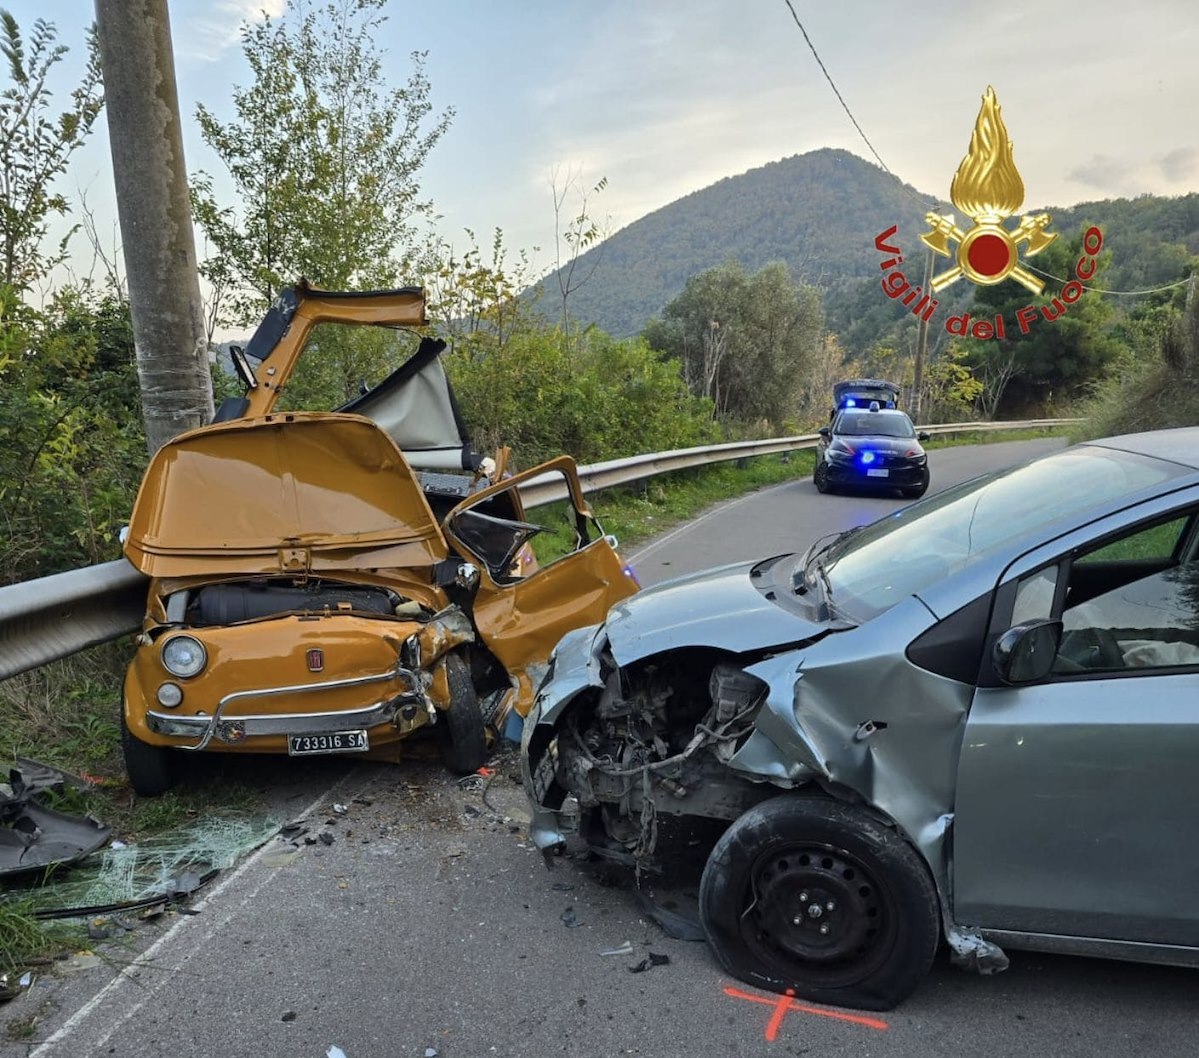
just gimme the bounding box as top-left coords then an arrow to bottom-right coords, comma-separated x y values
156,682 -> 183,707
161,635 -> 207,678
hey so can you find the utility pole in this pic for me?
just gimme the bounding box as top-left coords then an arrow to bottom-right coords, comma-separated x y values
911,246 -> 934,422
94,0 -> 214,456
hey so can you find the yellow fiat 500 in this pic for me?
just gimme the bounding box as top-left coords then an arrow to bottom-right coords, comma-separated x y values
119,282 -> 637,794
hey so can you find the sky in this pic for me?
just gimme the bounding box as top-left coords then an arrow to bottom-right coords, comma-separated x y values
9,0 -> 1199,290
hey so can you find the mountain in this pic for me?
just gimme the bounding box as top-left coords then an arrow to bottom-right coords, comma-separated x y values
535,148 -> 1199,345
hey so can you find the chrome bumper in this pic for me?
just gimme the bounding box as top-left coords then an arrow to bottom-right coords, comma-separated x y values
146,666 -> 430,750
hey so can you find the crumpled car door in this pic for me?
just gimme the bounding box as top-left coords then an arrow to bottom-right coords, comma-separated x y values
444,456 -> 638,737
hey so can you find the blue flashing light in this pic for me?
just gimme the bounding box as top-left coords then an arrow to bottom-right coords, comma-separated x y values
845,398 -> 857,407
860,450 -> 876,465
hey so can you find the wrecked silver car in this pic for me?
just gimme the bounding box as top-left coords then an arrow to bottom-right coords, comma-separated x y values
523,428 -> 1199,1010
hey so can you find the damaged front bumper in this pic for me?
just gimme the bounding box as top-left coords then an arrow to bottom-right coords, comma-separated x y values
521,624 -> 799,857
521,624 -> 602,850
147,665 -> 431,750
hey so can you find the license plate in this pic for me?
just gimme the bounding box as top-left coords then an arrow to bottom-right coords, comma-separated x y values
866,468 -> 890,478
287,730 -> 369,756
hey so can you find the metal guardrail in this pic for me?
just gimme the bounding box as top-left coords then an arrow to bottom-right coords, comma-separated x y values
0,418 -> 1078,680
0,559 -> 148,681
519,417 -> 1079,506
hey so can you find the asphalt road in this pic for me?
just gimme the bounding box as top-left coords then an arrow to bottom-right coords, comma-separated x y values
6,437 -> 1199,1058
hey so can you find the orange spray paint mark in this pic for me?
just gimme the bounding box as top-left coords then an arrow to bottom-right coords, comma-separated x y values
722,985 -> 889,1040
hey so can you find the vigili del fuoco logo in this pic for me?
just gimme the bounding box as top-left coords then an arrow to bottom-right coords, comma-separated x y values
874,86 -> 1103,341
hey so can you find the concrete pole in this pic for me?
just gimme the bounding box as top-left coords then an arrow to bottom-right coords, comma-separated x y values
94,0 -> 214,455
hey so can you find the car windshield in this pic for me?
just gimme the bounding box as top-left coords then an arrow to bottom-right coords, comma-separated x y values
835,412 -> 915,438
814,444 -> 1188,622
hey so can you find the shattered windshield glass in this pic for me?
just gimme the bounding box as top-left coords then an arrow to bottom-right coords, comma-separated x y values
816,445 -> 1186,621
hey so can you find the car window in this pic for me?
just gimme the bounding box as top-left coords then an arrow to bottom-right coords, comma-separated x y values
1012,566 -> 1059,624
833,413 -> 916,438
819,444 -> 1186,623
1053,512 -> 1199,674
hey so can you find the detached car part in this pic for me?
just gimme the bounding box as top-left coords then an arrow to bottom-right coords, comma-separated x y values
0,759 -> 110,877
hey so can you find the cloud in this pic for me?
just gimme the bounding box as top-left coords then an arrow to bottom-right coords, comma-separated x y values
1064,153 -> 1135,194
1160,147 -> 1197,183
177,0 -> 287,64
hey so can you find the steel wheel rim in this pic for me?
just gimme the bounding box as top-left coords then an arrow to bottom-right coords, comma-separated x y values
739,840 -> 899,988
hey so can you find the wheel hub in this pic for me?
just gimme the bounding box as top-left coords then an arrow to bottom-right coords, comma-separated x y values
751,846 -> 882,964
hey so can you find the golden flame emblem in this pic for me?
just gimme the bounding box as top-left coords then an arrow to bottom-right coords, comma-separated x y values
920,87 -> 1057,293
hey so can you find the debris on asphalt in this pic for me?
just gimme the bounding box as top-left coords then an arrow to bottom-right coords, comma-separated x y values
319,832 -> 335,846
561,907 -> 582,928
262,847 -> 301,868
551,882 -> 574,892
327,1047 -> 347,1058
0,758 -> 111,877
635,889 -> 707,942
332,803 -> 349,816
281,1010 -> 297,1023
425,1049 -> 439,1058
279,821 -> 309,842
3,816 -> 278,921
58,952 -> 102,974
0,970 -> 33,1002
599,941 -> 634,957
628,952 -> 671,974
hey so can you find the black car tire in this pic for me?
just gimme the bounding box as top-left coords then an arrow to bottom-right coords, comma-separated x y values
699,795 -> 940,1011
436,652 -> 488,775
121,708 -> 177,796
814,460 -> 832,494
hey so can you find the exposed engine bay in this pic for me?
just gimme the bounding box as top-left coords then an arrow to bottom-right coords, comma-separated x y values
532,647 -> 786,866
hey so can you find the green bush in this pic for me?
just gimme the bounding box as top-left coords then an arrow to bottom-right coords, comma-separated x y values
0,286 -> 147,583
446,328 -> 718,466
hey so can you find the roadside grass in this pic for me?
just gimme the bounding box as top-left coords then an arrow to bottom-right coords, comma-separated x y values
0,896 -> 74,979
0,422 -> 1072,979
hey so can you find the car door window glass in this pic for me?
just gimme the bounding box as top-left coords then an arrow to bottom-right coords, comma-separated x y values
1053,513 -> 1199,673
1012,566 -> 1058,624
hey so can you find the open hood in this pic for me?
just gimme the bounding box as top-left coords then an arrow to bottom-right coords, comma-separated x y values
124,413 -> 449,578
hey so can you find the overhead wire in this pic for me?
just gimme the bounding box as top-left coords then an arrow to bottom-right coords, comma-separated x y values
780,1 -> 1195,299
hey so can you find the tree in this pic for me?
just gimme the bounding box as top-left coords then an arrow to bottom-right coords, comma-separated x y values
549,166 -> 608,337
192,0 -> 453,327
0,11 -> 103,292
959,231 -> 1122,416
445,326 -> 714,466
424,227 -> 541,360
643,261 -> 824,427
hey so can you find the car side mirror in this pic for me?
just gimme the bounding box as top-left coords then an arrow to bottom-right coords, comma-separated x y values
992,618 -> 1062,684
917,431 -> 930,442
818,426 -> 831,439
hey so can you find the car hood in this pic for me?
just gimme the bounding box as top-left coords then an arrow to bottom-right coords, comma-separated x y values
604,558 -> 828,663
124,413 -> 449,578
835,435 -> 921,455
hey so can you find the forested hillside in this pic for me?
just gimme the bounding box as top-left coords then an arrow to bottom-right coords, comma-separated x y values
543,148 -> 1199,351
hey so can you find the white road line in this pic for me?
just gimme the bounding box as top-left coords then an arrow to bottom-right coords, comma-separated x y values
29,772 -> 366,1057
